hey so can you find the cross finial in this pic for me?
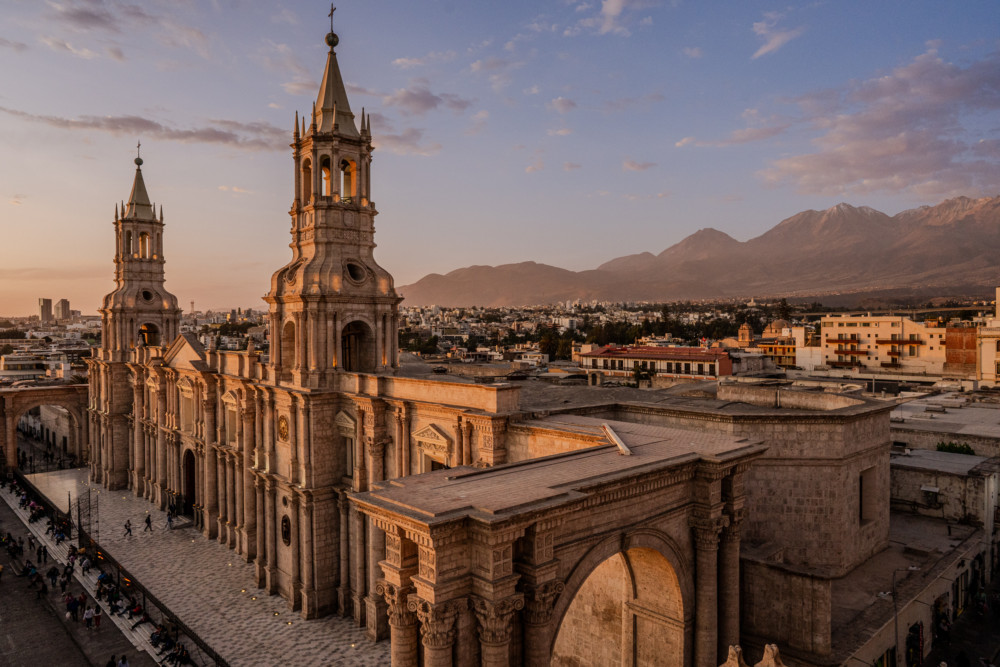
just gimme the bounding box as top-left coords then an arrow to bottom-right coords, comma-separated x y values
136,140 -> 141,158
329,5 -> 336,32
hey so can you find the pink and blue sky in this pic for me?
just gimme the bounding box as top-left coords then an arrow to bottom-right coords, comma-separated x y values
1,1 -> 998,315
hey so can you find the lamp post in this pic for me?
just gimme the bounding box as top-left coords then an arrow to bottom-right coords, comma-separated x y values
892,566 -> 921,667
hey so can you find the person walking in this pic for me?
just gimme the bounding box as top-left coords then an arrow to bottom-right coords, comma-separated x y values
143,514 -> 152,532
94,604 -> 102,631
105,655 -> 115,667
123,519 -> 132,538
166,514 -> 173,530
117,654 -> 130,667
84,604 -> 94,630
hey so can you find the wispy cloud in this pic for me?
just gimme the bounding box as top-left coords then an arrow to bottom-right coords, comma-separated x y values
0,107 -> 288,151
760,48 -> 1000,197
682,46 -> 702,59
0,37 -> 29,52
9,194 -> 26,206
547,97 -> 577,114
752,12 -> 805,59
40,36 -> 99,59
563,162 -> 582,171
466,110 -> 489,136
218,186 -> 253,194
255,41 -> 315,96
271,8 -> 298,25
392,50 -> 457,69
623,159 -> 656,171
547,128 -> 573,136
106,45 -> 124,61
565,0 -> 651,37
525,158 -> 545,173
382,80 -> 474,116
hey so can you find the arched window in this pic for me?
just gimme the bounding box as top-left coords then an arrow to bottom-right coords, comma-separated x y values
340,159 -> 356,201
139,233 -> 150,259
302,159 -> 313,201
280,320 -> 296,380
320,156 -> 332,196
155,233 -> 161,259
138,322 -> 160,346
125,231 -> 133,257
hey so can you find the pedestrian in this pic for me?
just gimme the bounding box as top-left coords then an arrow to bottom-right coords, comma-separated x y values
41,545 -> 47,563
94,605 -> 102,630
117,654 -> 130,667
123,519 -> 132,538
144,514 -> 152,532
166,514 -> 173,530
105,655 -> 115,667
36,579 -> 47,599
84,605 -> 94,630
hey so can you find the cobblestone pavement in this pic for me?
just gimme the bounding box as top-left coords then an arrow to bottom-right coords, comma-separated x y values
23,468 -> 390,667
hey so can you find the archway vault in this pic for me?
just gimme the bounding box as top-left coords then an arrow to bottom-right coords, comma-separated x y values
0,385 -> 90,470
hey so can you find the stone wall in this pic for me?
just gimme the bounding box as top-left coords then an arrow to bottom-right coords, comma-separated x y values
741,558 -> 831,656
891,426 -> 1000,458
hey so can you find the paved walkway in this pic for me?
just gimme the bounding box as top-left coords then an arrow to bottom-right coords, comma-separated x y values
921,573 -> 1000,667
15,468 -> 390,667
0,493 -> 156,667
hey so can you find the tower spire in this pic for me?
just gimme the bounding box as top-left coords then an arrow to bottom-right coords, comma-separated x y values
314,11 -> 357,137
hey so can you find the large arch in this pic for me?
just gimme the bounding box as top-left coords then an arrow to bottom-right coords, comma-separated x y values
551,530 -> 694,667
0,385 -> 90,472
341,320 -> 375,373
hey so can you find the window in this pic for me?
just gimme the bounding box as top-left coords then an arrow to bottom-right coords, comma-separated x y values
320,156 -> 332,196
302,159 -> 313,200
226,408 -> 238,445
340,159 -> 357,200
138,232 -> 150,258
345,437 -> 354,477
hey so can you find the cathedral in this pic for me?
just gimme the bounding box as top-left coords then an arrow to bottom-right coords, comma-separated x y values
82,17 -> 941,667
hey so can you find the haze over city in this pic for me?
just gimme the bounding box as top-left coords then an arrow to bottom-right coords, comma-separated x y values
1,0 -> 998,315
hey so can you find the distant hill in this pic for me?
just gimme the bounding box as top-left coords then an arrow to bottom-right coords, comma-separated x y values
399,195 -> 1000,306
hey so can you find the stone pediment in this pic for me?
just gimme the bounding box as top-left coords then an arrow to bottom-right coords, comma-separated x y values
221,390 -> 239,405
162,333 -> 207,372
334,410 -> 356,436
412,424 -> 451,456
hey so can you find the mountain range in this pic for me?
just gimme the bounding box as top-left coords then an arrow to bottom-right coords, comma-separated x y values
398,195 -> 1000,307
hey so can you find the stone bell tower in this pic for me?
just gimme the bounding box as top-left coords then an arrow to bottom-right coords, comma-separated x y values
98,151 -> 181,359
265,21 -> 400,388
89,151 -> 180,489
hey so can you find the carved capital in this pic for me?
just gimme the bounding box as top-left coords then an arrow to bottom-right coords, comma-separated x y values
472,595 -> 524,645
722,507 -> 747,545
523,580 -> 565,625
376,581 -> 416,627
408,597 -> 465,649
689,513 -> 728,551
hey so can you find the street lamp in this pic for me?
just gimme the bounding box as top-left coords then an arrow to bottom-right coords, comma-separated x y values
892,565 -> 921,667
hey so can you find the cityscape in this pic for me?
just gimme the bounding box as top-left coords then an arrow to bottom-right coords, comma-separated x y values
2,3 -> 1000,667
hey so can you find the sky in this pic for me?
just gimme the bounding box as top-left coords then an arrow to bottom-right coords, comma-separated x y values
1,0 -> 998,316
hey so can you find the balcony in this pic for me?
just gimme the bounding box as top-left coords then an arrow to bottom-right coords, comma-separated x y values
881,362 -> 901,368
834,348 -> 869,356
826,337 -> 860,344
876,338 -> 924,345
887,350 -> 901,357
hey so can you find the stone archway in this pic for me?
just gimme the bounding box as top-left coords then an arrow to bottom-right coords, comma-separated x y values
552,546 -> 686,667
0,385 -> 89,472
342,320 -> 375,373
182,448 -> 196,516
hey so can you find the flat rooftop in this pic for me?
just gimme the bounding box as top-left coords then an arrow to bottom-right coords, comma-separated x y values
890,447 -> 991,475
355,419 -> 763,525
891,391 -> 1000,439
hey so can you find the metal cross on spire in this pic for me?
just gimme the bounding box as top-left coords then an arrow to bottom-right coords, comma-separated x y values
329,5 -> 336,32
136,140 -> 141,159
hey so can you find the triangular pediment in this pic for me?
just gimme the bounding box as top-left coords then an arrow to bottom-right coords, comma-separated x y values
334,410 -> 356,430
221,390 -> 238,405
162,333 -> 206,372
411,423 -> 450,445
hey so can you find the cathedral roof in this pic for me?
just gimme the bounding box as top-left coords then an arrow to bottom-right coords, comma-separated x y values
314,32 -> 358,137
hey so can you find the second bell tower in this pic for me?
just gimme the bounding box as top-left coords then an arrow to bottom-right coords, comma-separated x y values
265,23 -> 400,389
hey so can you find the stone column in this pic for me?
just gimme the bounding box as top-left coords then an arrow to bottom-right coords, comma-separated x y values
377,581 -> 418,667
132,380 -> 144,493
690,514 -> 726,667
523,581 -> 565,667
365,519 -> 389,640
351,508 -> 367,625
226,455 -> 236,548
299,491 -> 315,618
242,403 -> 257,560
410,598 -> 464,667
338,493 -> 352,617
401,408 -> 410,477
472,595 -> 524,667
216,453 -> 227,542
204,402 -> 218,539
461,421 -> 472,466
265,480 -> 278,594
719,510 -> 743,658
155,390 -> 167,509
254,478 -> 266,587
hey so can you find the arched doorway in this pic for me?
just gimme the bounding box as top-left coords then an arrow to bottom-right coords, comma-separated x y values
342,320 -> 375,373
182,449 -> 196,516
552,547 -> 685,667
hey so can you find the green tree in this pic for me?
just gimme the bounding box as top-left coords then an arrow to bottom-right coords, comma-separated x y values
777,298 -> 792,321
937,441 -> 975,455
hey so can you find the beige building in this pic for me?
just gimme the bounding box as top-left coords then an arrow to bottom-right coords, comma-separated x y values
977,287 -> 1000,385
820,314 -> 947,375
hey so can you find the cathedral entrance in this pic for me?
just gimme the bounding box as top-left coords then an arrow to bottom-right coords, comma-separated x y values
182,449 -> 196,516
552,547 -> 685,667
341,321 -> 375,373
